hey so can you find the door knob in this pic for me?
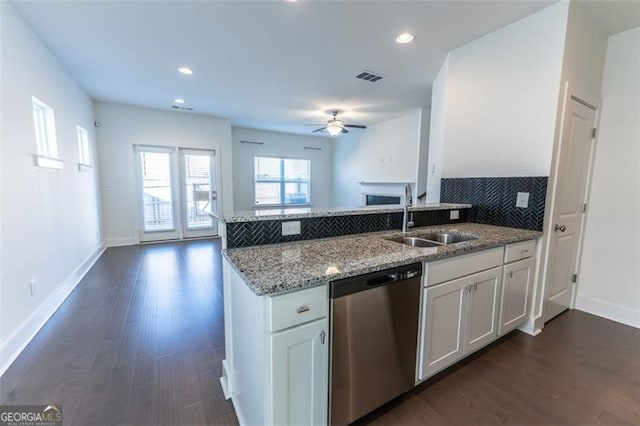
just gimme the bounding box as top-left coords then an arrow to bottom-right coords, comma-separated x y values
555,224 -> 566,232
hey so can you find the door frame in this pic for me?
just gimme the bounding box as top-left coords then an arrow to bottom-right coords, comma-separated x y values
536,82 -> 602,327
178,147 -> 220,238
134,144 -> 181,242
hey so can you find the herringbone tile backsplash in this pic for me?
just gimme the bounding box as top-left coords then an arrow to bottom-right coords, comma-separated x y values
226,209 -> 468,248
440,177 -> 547,231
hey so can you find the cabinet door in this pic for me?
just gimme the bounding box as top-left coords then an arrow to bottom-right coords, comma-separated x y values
419,276 -> 467,380
464,267 -> 502,354
270,319 -> 328,426
499,258 -> 534,335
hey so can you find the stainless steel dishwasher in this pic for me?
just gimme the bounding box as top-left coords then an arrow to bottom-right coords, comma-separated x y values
329,263 -> 422,425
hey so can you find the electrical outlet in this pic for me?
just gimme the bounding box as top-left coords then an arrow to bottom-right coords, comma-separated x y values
450,210 -> 460,220
282,221 -> 301,236
516,192 -> 530,208
29,279 -> 37,297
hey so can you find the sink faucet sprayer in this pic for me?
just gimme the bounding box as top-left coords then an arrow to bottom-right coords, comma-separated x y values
402,184 -> 414,234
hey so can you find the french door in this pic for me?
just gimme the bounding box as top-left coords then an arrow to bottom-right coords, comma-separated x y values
136,146 -> 218,242
180,149 -> 218,238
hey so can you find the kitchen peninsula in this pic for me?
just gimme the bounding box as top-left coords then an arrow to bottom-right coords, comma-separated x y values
214,205 -> 541,425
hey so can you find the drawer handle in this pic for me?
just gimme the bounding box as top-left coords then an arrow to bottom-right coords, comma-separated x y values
319,331 -> 326,345
508,271 -> 514,279
521,249 -> 529,255
296,305 -> 310,314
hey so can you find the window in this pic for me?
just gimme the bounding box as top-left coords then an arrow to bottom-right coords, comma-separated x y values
76,125 -> 91,167
254,157 -> 310,206
32,97 -> 62,169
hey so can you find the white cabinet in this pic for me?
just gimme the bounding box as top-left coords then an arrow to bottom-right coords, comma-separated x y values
270,319 -> 328,426
419,265 -> 502,380
223,261 -> 329,426
420,275 -> 468,378
499,257 -> 534,335
464,268 -> 502,354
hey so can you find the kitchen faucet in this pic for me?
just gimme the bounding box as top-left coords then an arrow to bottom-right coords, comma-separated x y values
402,183 -> 414,234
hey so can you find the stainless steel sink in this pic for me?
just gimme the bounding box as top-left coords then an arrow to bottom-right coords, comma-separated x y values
386,237 -> 443,248
414,232 -> 478,244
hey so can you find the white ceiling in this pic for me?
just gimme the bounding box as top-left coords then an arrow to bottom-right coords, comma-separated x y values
13,0 -> 632,136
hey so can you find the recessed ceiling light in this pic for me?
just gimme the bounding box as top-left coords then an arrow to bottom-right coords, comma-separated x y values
174,98 -> 185,104
178,67 -> 193,75
395,33 -> 415,44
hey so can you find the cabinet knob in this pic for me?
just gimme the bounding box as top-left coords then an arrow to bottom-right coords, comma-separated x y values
296,305 -> 310,314
319,331 -> 326,345
554,224 -> 566,232
508,271 -> 514,279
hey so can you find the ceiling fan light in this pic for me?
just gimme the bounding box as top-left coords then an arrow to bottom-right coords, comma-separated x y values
327,123 -> 342,136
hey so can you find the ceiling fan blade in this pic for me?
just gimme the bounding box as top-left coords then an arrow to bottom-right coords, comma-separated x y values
343,124 -> 367,129
312,127 -> 327,133
341,128 -> 350,134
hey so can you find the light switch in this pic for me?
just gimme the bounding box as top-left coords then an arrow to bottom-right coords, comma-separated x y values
516,192 -> 530,208
282,221 -> 301,236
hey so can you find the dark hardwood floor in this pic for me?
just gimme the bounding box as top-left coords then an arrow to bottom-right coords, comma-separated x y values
0,239 -> 236,425
1,239 -> 638,425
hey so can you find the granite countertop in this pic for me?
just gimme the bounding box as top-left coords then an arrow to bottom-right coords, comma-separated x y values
214,203 -> 472,223
223,223 -> 541,296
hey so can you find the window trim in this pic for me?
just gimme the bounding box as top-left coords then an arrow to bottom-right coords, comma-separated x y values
253,155 -> 311,207
32,97 -> 61,170
76,125 -> 92,170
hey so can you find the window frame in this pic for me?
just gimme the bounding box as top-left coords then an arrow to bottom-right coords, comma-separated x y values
76,125 -> 92,170
32,96 -> 62,169
253,156 -> 311,207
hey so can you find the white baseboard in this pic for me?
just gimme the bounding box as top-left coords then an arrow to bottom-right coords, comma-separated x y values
575,295 -> 640,329
220,358 -> 232,399
231,395 -> 247,426
0,242 -> 107,377
105,237 -> 137,247
517,317 -> 543,336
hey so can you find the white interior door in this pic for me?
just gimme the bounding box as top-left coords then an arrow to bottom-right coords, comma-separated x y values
136,146 -> 180,242
180,149 -> 218,238
544,97 -> 597,322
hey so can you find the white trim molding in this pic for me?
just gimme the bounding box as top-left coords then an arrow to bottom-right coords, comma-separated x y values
576,295 -> 640,329
0,243 -> 106,377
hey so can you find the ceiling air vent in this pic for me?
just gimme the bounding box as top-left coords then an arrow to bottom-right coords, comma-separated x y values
172,105 -> 194,111
355,70 -> 385,83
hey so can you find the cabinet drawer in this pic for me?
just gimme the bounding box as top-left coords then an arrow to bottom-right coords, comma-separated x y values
269,285 -> 328,332
425,247 -> 503,287
504,240 -> 536,263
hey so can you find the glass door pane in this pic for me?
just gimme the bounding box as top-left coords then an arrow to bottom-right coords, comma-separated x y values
140,151 -> 175,232
184,153 -> 212,229
181,149 -> 218,238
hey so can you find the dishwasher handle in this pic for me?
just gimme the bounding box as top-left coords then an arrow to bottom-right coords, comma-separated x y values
330,263 -> 422,298
367,273 -> 399,287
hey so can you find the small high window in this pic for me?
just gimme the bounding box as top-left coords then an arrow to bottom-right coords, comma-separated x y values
32,96 -> 62,169
76,125 -> 91,168
254,156 -> 310,206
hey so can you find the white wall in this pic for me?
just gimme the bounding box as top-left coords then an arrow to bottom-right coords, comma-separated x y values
332,133 -> 362,207
331,110 -> 424,206
437,1 -> 568,178
426,57 -> 449,203
576,27 -> 640,328
416,108 -> 431,202
1,2 -> 103,375
231,127 -> 333,210
94,102 -> 233,246
359,111 -> 421,183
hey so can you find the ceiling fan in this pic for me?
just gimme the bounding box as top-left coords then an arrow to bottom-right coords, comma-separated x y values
306,111 -> 367,136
